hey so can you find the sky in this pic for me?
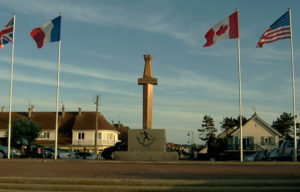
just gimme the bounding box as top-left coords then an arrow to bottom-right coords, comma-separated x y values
0,0 -> 299,144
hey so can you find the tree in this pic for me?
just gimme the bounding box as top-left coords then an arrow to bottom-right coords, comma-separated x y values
220,117 -> 236,130
272,112 -> 293,140
11,118 -> 42,147
198,115 -> 217,142
220,116 -> 248,134
207,135 -> 226,158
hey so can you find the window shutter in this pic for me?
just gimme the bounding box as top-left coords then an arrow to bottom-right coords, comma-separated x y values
249,137 -> 254,145
270,137 -> 275,145
235,137 -> 239,150
261,137 -> 265,145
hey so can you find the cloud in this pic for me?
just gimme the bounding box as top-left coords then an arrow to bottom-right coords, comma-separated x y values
0,66 -> 138,97
9,54 -> 284,103
189,46 -> 237,57
0,56 -> 134,83
0,0 -> 204,47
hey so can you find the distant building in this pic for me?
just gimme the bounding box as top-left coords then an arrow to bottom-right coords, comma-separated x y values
0,105 -> 124,152
112,120 -> 129,142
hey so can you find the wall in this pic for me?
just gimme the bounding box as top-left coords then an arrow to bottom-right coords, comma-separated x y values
72,130 -> 119,147
0,130 -> 7,138
35,130 -> 55,141
231,118 -> 279,149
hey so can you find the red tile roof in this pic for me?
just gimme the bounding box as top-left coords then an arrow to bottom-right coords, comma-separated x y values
73,112 -> 116,131
0,111 -> 117,132
0,112 -> 26,130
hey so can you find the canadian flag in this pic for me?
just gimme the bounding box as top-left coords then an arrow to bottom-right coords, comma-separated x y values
203,11 -> 239,47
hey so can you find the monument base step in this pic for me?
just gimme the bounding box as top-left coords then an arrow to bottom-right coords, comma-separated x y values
115,151 -> 178,161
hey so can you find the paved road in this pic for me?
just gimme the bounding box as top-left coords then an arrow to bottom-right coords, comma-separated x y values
1,159 -> 300,179
1,159 -> 300,191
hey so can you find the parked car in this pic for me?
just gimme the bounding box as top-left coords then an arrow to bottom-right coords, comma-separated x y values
279,139 -> 300,160
245,150 -> 268,161
0,137 -> 23,157
30,145 -> 43,158
267,148 -> 281,161
0,144 -> 21,158
59,149 -> 76,159
42,147 -> 55,158
245,152 -> 258,162
76,152 -> 98,160
61,149 -> 76,159
102,142 -> 128,160
42,148 -> 75,159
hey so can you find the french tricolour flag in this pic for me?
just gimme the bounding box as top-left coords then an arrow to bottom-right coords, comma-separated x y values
30,16 -> 61,49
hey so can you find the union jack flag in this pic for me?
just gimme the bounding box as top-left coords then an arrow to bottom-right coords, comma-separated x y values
0,17 -> 14,49
257,11 -> 290,48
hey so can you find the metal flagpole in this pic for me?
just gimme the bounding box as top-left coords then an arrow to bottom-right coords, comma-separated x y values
288,8 -> 297,162
236,8 -> 243,162
54,13 -> 62,160
8,14 -> 16,159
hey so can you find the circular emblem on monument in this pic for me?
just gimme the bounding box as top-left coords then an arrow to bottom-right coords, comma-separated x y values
136,130 -> 156,147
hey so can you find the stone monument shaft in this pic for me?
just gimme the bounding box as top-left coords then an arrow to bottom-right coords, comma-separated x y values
138,55 -> 158,129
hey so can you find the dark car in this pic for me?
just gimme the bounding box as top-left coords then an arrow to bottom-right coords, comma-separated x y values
102,142 -> 128,160
0,137 -> 25,157
30,145 -> 43,158
42,147 -> 55,158
279,139 -> 300,160
76,152 -> 98,160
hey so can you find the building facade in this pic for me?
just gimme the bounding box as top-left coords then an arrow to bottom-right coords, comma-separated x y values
220,113 -> 281,152
0,106 -> 121,153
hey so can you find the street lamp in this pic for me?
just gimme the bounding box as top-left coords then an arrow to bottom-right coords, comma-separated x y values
187,131 -> 194,144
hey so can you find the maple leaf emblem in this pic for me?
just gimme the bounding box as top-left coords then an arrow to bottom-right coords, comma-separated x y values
216,25 -> 228,36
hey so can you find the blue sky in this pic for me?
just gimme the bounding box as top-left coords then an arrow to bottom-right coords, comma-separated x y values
0,0 -> 299,144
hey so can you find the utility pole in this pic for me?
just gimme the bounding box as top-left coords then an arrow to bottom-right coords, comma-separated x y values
94,95 -> 99,154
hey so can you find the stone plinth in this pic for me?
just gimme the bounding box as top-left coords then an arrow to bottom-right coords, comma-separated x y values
115,129 -> 178,161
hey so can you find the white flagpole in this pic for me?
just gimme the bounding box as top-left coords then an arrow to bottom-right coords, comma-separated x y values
8,14 -> 16,159
54,13 -> 62,160
236,8 -> 243,162
288,8 -> 297,162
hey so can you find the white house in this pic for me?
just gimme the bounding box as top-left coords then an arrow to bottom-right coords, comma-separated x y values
220,113 -> 282,152
71,109 -> 119,151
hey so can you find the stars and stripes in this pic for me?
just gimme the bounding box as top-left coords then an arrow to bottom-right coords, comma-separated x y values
257,11 -> 290,48
0,17 -> 14,49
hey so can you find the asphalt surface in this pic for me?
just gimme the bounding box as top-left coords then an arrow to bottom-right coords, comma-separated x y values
1,159 -> 300,180
1,159 -> 300,191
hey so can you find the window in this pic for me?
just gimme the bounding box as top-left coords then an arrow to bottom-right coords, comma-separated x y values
40,132 -> 50,139
44,132 -> 50,139
261,136 -> 275,145
97,133 -> 102,139
78,132 -> 85,140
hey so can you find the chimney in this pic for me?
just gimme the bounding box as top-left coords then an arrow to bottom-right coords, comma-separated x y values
118,121 -> 121,128
112,120 -> 114,125
1,106 -> 5,112
62,104 -> 65,118
28,107 -> 32,118
78,107 -> 82,116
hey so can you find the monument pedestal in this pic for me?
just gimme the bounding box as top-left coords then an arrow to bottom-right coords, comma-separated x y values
115,129 -> 177,161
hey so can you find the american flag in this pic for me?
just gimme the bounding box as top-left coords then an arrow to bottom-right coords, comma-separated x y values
257,11 -> 290,48
0,17 -> 14,49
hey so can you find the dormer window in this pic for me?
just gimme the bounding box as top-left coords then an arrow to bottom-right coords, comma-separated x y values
78,132 -> 85,140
